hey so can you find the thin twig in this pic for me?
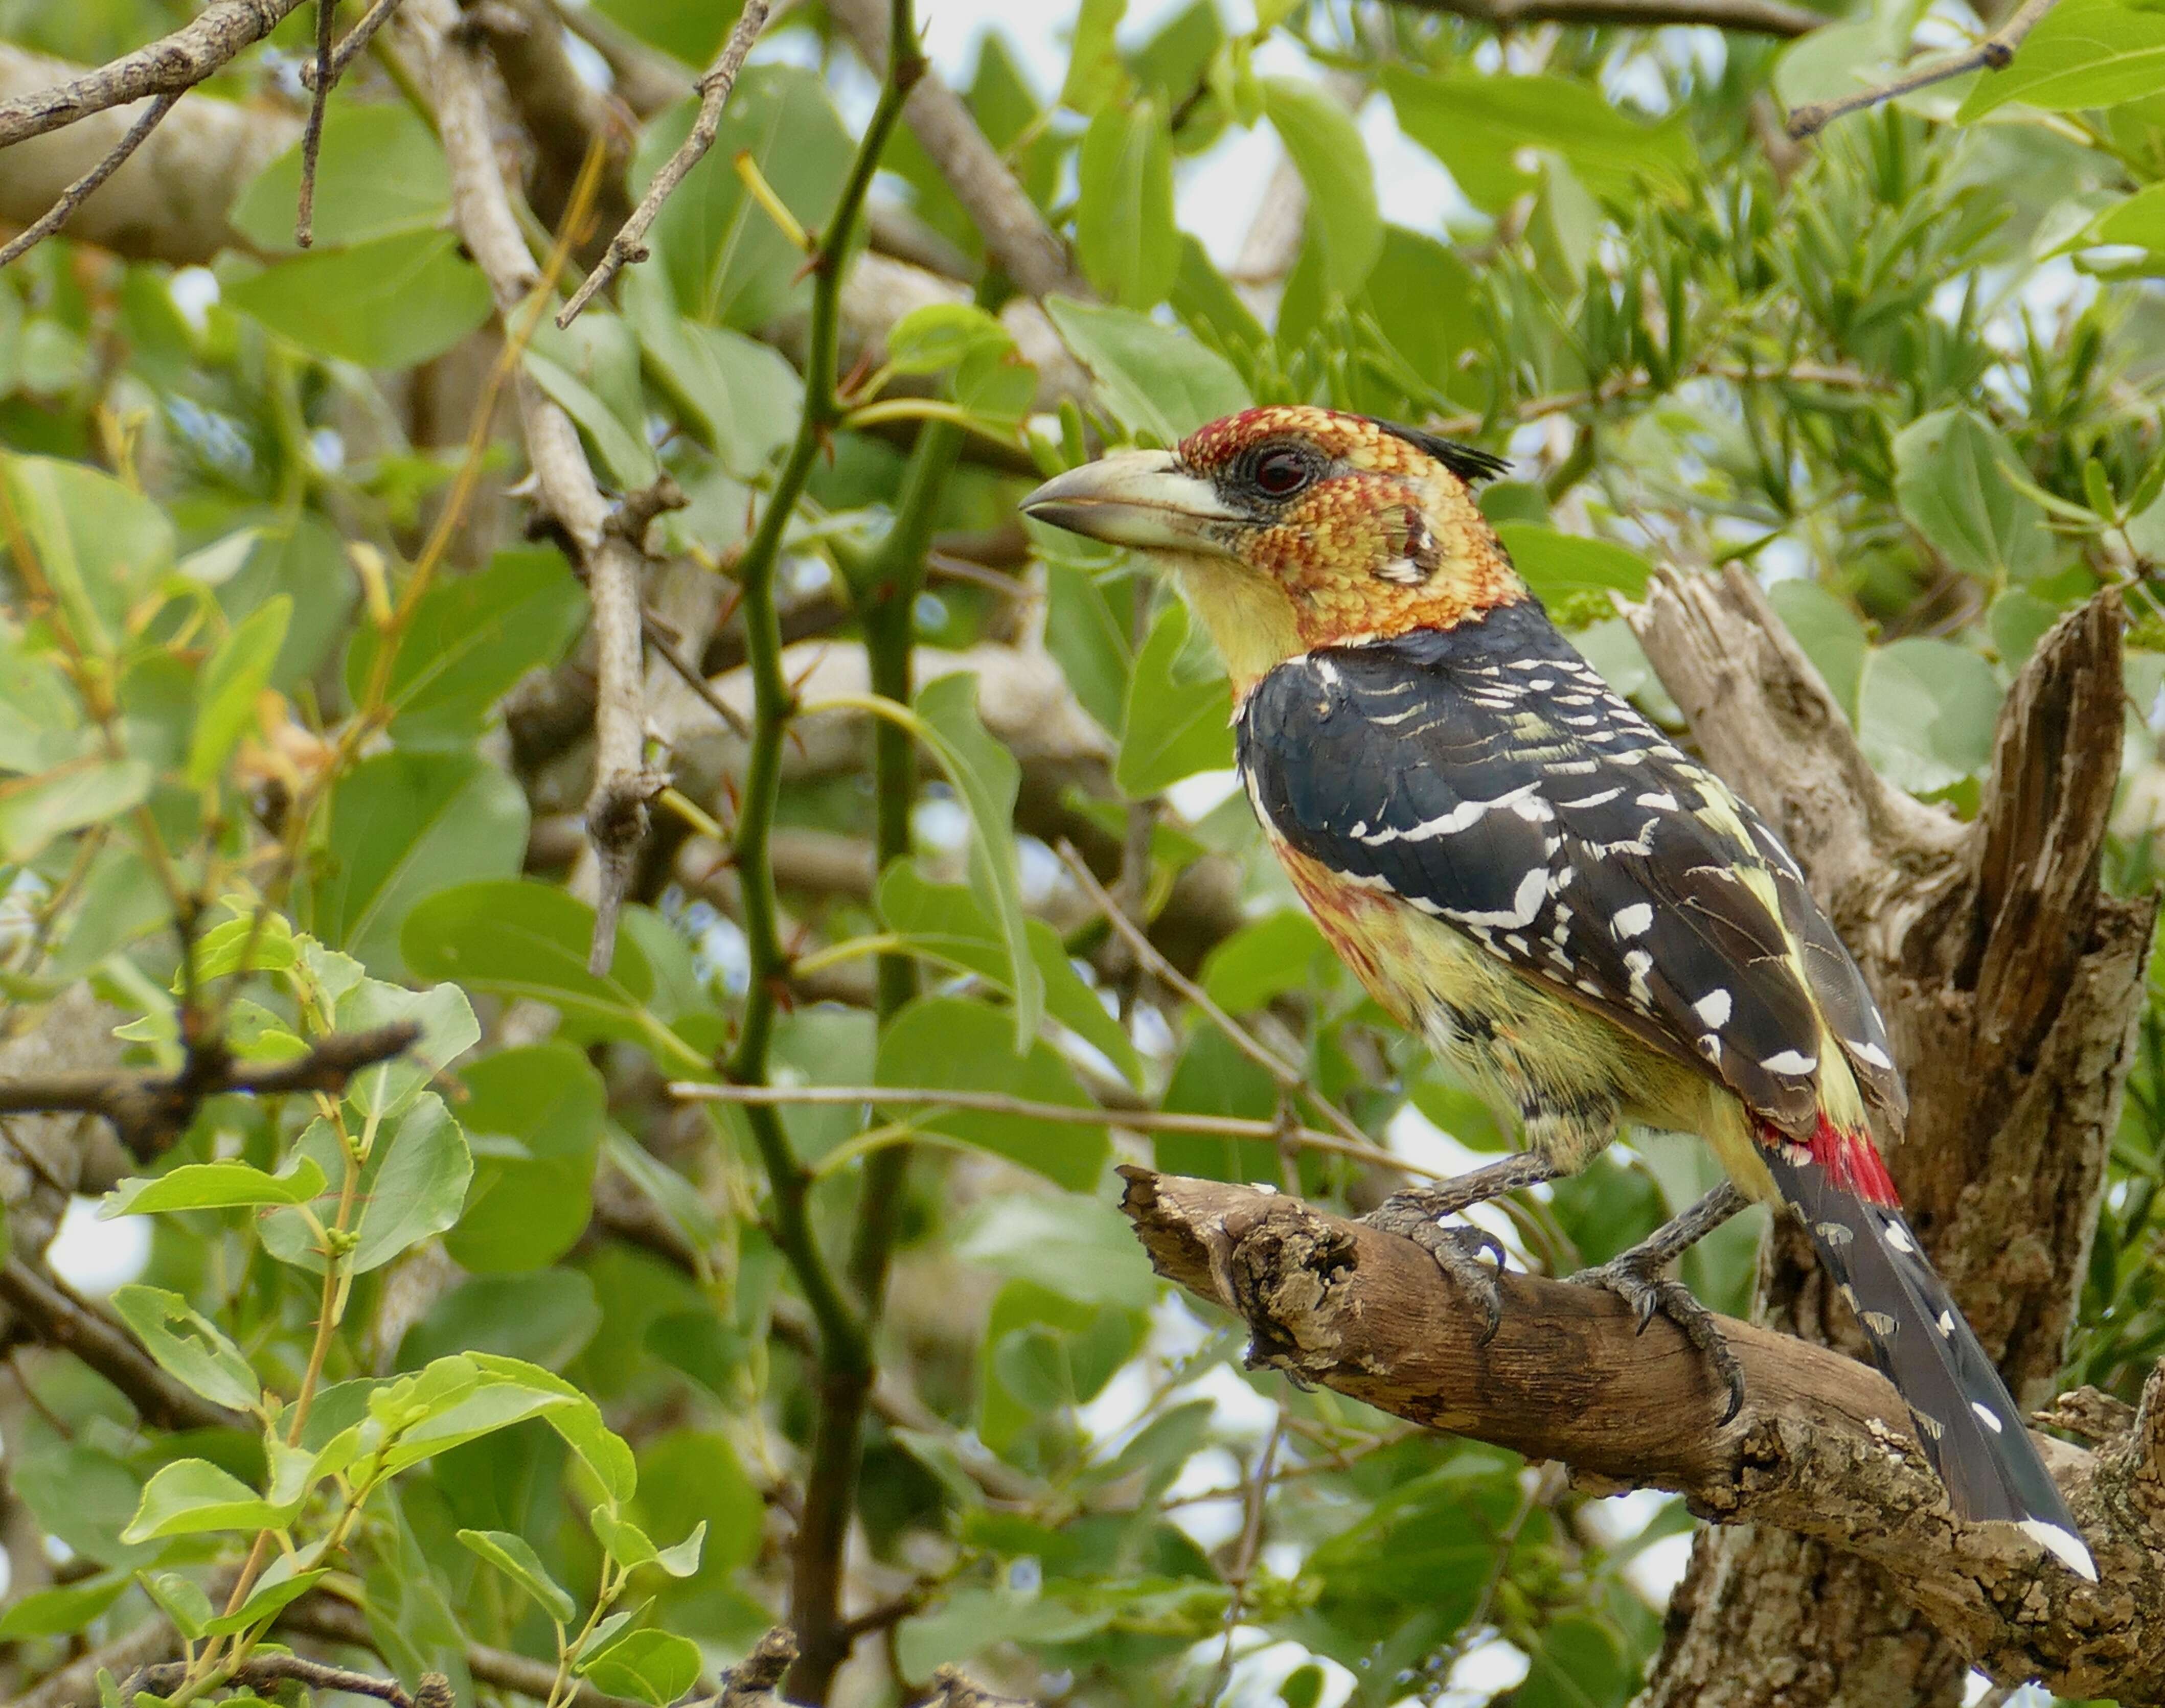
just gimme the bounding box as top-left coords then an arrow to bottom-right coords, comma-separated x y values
1206,1415 -> 1284,1703
0,0 -> 309,148
294,0 -> 336,245
1785,0 -> 2061,139
0,1020 -> 420,1159
647,612 -> 750,737
666,1079 -> 1429,1174
557,0 -> 768,326
0,91 -> 175,270
299,0 -> 405,88
0,1256 -> 250,1433
1400,0 -> 1825,33
121,1656 -> 439,1708
1056,842 -> 1378,1155
280,1596 -> 643,1708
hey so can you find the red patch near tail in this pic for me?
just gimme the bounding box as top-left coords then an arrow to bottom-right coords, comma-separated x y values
1760,1114 -> 1900,1206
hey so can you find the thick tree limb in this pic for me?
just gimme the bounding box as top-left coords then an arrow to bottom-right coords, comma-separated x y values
1122,1167 -> 2165,1700
413,0 -> 658,977
1397,0 -> 1828,33
0,1020 -> 420,1161
0,0 -> 303,148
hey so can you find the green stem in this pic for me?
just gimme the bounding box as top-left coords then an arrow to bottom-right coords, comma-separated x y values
715,2 -> 928,1698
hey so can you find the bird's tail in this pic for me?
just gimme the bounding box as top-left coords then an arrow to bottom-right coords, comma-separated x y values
1758,1119 -> 2095,1581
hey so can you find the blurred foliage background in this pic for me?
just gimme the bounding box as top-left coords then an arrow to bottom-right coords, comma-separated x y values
1,0 -> 2164,1703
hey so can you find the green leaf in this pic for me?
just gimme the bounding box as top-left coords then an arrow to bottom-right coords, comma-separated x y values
457,1528 -> 576,1624
1359,227 -> 1479,398
949,1192 -> 1157,1308
1494,524 -> 1652,605
346,547 -> 587,747
400,1269 -> 602,1372
1261,79 -> 1381,298
313,752 -> 531,978
1768,580 -> 1868,723
1075,99 -> 1178,308
187,596 -> 289,789
527,343 -> 658,489
1510,1613 -> 1634,1708
0,1569 -> 131,1637
912,673 -> 1043,1050
885,303 -> 1010,375
1989,585 -> 2066,667
104,1155 -> 328,1216
192,911 -> 296,982
626,269 -> 803,478
1857,637 -> 2004,794
1045,297 -> 1250,445
1061,0 -> 1129,114
121,1457 -> 302,1542
109,1284 -> 260,1411
141,1571 -> 215,1640
1385,66 -> 1690,212
1200,910 -> 1333,1013
580,1628 -> 703,1706
336,976 -> 480,1126
1893,408 -> 2053,582
630,1430 -> 761,1577
874,996 -> 1109,1191
1958,0 -> 2165,117
259,1094 -> 472,1275
2,455 -> 174,657
2091,181 -> 2165,249
464,1352 -> 638,1502
445,1042 -> 606,1272
1041,559 -> 1132,737
642,64 -> 853,330
231,103 -> 450,252
1153,1026 -> 1277,1183
876,862 -> 1140,1084
1118,600 -> 1233,796
225,230 -> 493,369
201,1561 -> 329,1637
0,627 -> 82,775
0,758 -> 151,862
403,881 -> 667,1055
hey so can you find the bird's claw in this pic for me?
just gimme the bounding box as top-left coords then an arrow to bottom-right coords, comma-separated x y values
1568,1254 -> 1745,1425
1360,1193 -> 1508,1344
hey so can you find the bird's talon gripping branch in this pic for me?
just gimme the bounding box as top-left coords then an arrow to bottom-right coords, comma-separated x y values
1360,1195 -> 1510,1342
1569,1253 -> 1748,1424
1024,405 -> 2096,1581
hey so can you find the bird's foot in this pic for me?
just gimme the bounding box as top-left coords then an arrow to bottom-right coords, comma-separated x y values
1568,1250 -> 1745,1425
1359,1189 -> 1512,1344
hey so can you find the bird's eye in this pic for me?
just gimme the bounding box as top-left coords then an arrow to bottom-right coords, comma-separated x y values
1252,446 -> 1315,499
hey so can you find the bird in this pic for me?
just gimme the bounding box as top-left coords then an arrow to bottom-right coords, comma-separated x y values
1020,404 -> 2095,1581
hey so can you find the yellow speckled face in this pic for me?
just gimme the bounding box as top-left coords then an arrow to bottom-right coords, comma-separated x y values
1172,407 -> 1525,652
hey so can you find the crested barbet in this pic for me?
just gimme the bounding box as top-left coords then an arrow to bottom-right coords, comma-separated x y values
1021,405 -> 2094,1581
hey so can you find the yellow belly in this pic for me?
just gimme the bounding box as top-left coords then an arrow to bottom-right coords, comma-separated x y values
1274,841 -> 1779,1202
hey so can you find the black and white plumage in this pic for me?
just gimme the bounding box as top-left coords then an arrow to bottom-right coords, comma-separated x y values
1234,600 -> 2093,1579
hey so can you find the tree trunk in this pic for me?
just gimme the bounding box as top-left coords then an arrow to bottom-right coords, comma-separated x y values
1629,573 -> 2153,1707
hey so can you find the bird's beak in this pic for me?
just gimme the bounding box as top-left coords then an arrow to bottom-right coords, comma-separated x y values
1019,451 -> 1243,557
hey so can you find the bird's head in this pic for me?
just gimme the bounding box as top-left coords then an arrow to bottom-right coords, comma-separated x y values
1021,405 -> 1523,691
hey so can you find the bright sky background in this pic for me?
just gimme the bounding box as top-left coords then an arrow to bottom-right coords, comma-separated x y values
769,0 -> 1473,267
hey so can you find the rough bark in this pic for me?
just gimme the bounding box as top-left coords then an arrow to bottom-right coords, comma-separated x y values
1120,1169 -> 2165,1700
1624,572 -> 2152,1707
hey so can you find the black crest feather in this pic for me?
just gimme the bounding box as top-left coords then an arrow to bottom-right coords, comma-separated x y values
1366,417 -> 1513,485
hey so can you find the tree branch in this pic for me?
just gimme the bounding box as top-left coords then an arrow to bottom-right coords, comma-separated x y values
120,1655 -> 447,1708
558,0 -> 769,326
0,1255 -> 248,1432
822,0 -> 1084,298
278,1595 -> 643,1708
0,1020 -> 420,1161
1121,1167 -> 2161,1698
0,91 -> 175,269
1395,0 -> 1827,34
1785,0 -> 2059,137
0,0 -> 304,148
